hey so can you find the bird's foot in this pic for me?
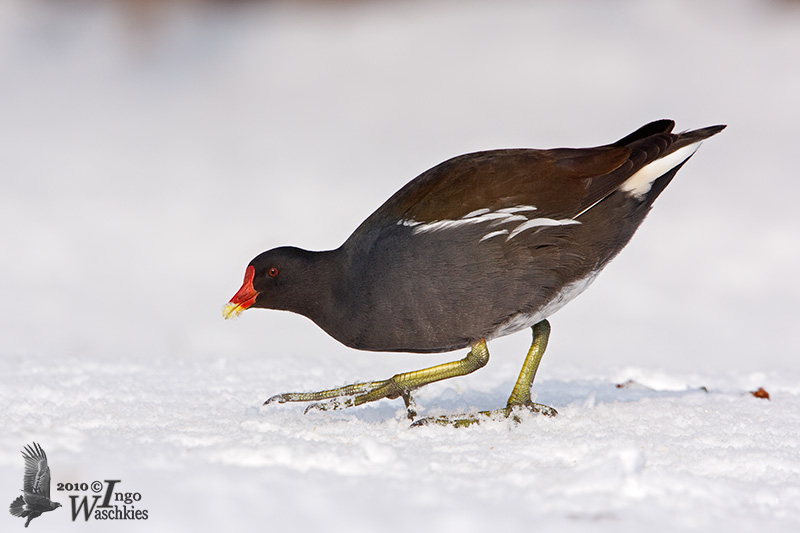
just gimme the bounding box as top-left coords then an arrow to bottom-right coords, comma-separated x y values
265,379 -> 418,419
305,389 -> 418,420
265,341 -> 490,421
410,401 -> 557,428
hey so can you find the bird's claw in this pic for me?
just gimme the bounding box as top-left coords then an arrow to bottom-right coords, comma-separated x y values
299,395 -> 417,419
410,402 -> 557,428
528,402 -> 558,418
302,397 -> 355,414
264,394 -> 289,405
263,377 -> 420,417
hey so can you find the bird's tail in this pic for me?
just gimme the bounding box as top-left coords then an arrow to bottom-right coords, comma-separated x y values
615,121 -> 725,205
9,495 -> 26,517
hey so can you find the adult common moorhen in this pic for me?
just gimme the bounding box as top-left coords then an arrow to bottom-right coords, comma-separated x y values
225,119 -> 724,426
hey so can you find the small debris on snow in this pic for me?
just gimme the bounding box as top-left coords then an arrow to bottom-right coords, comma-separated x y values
616,380 -> 648,390
751,387 -> 770,400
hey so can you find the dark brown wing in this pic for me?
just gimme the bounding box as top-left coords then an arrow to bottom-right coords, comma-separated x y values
392,146 -> 633,222
352,120 -> 681,234
612,118 -> 675,146
21,443 -> 52,500
346,120 -> 723,244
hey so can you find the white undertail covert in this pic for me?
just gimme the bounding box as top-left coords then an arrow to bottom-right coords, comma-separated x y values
620,141 -> 703,199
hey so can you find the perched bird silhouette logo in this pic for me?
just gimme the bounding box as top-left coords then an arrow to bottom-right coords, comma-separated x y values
8,443 -> 61,527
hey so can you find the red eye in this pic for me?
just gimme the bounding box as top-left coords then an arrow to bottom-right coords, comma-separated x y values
268,267 -> 279,278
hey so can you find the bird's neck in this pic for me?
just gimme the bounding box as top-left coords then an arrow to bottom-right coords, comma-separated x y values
289,246 -> 371,348
286,248 -> 344,321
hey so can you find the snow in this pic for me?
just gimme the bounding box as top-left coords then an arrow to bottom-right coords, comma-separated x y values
1,0 -> 799,531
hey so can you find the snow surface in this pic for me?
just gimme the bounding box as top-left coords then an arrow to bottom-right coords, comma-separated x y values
1,0 -> 799,531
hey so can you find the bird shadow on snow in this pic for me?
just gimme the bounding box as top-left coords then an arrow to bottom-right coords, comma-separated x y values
420,379 -> 708,416
265,378 -> 711,425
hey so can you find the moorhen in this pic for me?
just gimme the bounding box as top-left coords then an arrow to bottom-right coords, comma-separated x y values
225,119 -> 724,426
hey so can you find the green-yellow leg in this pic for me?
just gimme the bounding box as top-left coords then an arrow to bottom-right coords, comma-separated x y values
265,339 -> 491,419
505,320 -> 557,415
412,320 -> 557,427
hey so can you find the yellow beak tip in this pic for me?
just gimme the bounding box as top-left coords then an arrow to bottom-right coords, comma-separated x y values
222,303 -> 245,320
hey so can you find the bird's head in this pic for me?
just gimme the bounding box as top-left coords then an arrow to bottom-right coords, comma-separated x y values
52,501 -> 62,510
223,247 -> 319,319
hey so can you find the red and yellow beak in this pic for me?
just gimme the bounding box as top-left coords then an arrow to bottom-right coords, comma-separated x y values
223,265 -> 258,319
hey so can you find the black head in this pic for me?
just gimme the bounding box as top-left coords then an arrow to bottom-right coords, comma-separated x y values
224,246 -> 324,318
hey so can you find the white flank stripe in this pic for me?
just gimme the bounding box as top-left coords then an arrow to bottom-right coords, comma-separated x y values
406,218 -> 480,234
479,229 -> 509,242
463,208 -> 491,218
496,205 -> 537,214
507,218 -> 581,240
400,205 -> 539,235
399,203 -> 582,241
490,214 -> 527,226
620,142 -> 702,199
398,219 -> 422,227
